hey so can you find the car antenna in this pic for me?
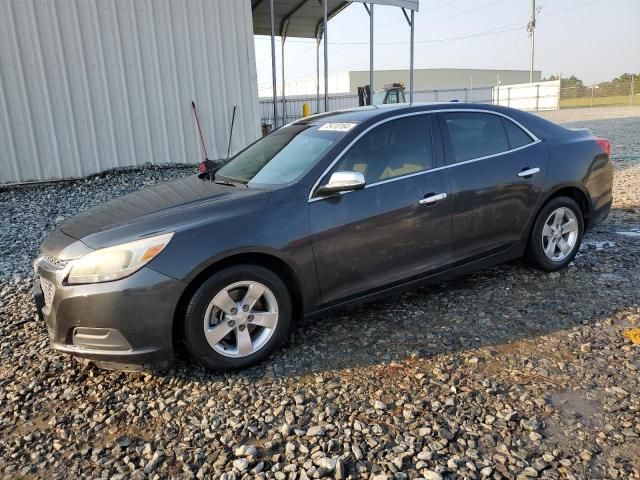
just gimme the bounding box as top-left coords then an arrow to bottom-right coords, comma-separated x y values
192,100 -> 217,178
226,104 -> 237,162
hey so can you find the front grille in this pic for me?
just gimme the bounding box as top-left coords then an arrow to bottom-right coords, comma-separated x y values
41,277 -> 56,307
42,255 -> 68,269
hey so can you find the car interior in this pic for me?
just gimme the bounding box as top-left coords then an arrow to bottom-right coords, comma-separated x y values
332,117 -> 432,184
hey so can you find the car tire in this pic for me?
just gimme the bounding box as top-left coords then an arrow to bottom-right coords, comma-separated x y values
525,196 -> 584,271
183,264 -> 292,371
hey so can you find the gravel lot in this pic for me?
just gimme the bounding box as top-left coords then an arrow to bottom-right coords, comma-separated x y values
1,107 -> 639,479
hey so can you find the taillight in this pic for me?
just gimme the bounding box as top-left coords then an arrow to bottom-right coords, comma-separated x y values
595,137 -> 611,156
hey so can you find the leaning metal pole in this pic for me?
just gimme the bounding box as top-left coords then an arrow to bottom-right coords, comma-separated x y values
270,0 -> 278,127
410,10 -> 414,104
323,0 -> 328,112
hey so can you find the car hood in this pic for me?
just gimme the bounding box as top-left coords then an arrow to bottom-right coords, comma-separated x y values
56,175 -> 270,250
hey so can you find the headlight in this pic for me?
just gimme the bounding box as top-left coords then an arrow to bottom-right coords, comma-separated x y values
67,232 -> 174,284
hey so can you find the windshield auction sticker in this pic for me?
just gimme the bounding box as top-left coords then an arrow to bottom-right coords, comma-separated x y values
318,122 -> 358,132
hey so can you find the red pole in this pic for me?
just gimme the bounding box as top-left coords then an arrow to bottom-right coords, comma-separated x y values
191,101 -> 209,161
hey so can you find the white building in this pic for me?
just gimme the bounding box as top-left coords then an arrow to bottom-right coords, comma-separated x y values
266,68 -> 543,97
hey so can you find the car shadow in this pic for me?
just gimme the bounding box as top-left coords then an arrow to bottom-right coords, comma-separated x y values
167,207 -> 639,381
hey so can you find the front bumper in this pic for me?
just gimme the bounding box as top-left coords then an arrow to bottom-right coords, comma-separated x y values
33,258 -> 186,369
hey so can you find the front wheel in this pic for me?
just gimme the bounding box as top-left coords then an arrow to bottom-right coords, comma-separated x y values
183,265 -> 292,371
525,196 -> 584,271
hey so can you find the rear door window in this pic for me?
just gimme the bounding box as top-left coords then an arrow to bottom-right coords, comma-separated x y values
502,118 -> 534,149
442,112 -> 510,163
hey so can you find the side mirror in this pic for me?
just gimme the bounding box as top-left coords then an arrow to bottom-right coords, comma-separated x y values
315,171 -> 366,197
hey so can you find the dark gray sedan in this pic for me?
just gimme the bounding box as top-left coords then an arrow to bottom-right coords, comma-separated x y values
34,103 -> 613,370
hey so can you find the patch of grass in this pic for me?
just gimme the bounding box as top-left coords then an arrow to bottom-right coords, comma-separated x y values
560,95 -> 640,108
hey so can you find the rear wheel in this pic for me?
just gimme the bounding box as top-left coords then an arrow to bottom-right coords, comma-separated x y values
183,265 -> 292,370
525,196 -> 584,271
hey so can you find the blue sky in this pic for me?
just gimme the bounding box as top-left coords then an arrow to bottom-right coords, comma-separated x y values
254,0 -> 640,93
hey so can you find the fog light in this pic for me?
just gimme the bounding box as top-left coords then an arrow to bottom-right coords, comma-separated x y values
72,328 -> 132,351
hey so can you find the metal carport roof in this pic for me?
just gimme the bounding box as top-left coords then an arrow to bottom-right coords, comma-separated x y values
252,0 -> 350,39
251,1 -> 420,127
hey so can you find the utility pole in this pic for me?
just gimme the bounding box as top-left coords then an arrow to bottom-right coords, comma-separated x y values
528,0 -> 536,84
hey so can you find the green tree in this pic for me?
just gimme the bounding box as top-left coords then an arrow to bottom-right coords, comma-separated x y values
544,75 -> 587,99
596,73 -> 638,97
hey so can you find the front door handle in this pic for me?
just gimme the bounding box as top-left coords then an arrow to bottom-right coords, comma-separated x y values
518,167 -> 540,178
419,192 -> 447,206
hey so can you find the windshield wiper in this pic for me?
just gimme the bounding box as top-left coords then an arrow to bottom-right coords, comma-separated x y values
213,176 -> 247,187
213,178 -> 236,187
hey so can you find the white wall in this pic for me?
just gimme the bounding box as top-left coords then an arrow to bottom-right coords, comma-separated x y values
0,0 -> 261,184
258,71 -> 351,97
493,80 -> 561,111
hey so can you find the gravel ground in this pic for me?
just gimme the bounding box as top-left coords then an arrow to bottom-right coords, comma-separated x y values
0,108 -> 639,479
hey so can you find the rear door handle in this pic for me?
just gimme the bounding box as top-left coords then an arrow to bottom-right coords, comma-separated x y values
518,167 -> 540,178
419,192 -> 447,206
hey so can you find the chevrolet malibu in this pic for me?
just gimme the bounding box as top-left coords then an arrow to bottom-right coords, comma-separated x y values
34,104 -> 613,371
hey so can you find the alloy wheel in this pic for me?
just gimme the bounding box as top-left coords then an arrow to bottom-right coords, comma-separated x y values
541,207 -> 579,262
203,281 -> 279,358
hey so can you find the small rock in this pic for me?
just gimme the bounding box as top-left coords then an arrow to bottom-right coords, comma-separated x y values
422,470 -> 443,480
234,444 -> 258,458
306,425 -> 325,437
480,466 -> 493,477
374,400 -> 387,410
233,458 -> 249,471
529,431 -> 543,442
335,458 -> 345,480
143,451 -> 164,474
352,445 -> 364,460
314,456 -> 336,474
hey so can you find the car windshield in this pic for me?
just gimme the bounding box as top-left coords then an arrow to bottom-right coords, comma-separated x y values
215,124 -> 342,187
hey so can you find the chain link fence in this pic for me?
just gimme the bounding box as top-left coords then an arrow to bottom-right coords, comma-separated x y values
260,87 -> 495,127
260,81 -> 566,127
260,77 -> 640,127
559,78 -> 639,108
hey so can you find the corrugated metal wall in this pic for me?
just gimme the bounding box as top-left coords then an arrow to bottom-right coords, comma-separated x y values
0,0 -> 261,184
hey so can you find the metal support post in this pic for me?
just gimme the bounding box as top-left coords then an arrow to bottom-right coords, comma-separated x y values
269,0 -> 277,127
281,36 -> 286,125
409,9 -> 414,104
316,39 -> 320,112
323,0 -> 328,112
369,3 -> 374,95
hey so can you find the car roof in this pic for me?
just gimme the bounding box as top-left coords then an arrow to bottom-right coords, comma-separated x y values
291,102 -> 566,140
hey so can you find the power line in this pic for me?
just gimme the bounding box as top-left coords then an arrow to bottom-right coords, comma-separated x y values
255,0 -> 513,66
422,0 -> 509,26
539,0 -> 604,18
307,24 -> 526,46
259,22 -> 527,88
